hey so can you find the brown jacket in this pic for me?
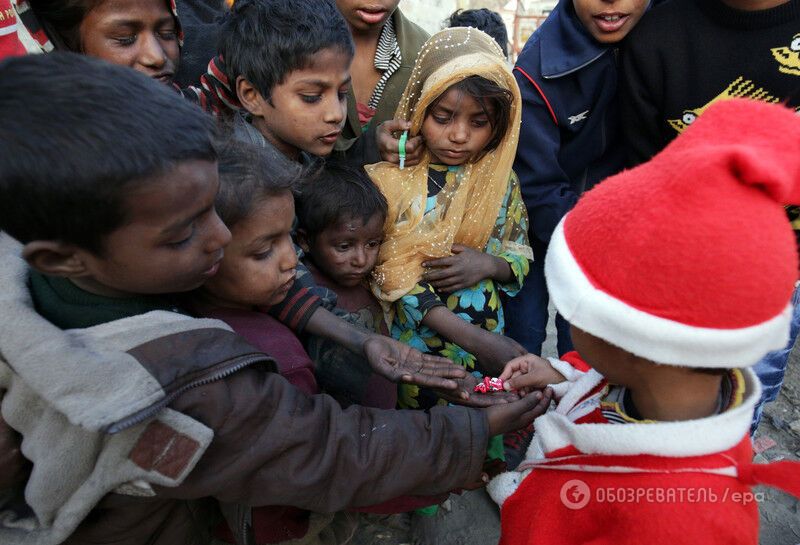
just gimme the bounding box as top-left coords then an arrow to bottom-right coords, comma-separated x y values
335,8 -> 429,164
0,241 -> 488,545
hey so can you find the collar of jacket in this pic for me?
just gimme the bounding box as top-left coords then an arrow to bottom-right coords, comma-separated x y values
537,0 -> 611,79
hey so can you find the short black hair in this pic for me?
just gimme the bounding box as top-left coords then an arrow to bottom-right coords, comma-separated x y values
215,139 -> 296,228
427,75 -> 513,160
448,9 -> 508,57
28,0 -> 99,51
218,0 -> 354,100
295,161 -> 387,240
0,52 -> 216,253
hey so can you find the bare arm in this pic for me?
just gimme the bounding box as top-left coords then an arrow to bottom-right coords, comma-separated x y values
304,306 -> 466,389
421,306 -> 526,376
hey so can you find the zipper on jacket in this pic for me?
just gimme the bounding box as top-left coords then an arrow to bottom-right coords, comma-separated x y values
104,354 -> 271,434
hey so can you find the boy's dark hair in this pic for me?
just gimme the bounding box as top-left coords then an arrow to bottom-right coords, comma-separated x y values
218,0 -> 354,101
28,0 -> 98,51
0,52 -> 216,253
427,75 -> 513,159
215,139 -> 296,228
448,9 -> 508,57
295,161 -> 387,240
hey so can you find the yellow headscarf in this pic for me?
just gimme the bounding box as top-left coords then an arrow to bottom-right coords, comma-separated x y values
367,27 -> 523,303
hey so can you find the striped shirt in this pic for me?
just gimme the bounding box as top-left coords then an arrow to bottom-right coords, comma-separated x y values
368,16 -> 402,110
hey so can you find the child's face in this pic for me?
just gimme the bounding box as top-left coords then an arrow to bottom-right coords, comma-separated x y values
572,0 -> 648,44
202,191 -> 298,309
335,0 -> 401,33
304,212 -> 384,288
248,47 -> 351,160
70,160 -> 231,297
80,0 -> 180,84
420,87 -> 495,166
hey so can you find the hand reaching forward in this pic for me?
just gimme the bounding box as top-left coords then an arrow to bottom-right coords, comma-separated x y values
499,354 -> 566,395
486,387 -> 553,436
363,335 -> 467,391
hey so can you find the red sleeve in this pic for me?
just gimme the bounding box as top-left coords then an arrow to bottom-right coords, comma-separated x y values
559,351 -> 592,373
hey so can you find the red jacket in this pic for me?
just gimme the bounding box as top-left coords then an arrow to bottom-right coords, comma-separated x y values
491,354 -> 800,545
0,0 -> 24,59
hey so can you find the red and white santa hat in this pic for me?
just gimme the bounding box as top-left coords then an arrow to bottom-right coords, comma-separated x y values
546,98 -> 800,367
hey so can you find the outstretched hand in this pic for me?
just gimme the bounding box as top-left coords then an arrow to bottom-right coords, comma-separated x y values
486,387 -> 553,436
377,119 -> 424,166
499,354 -> 566,395
363,335 -> 467,390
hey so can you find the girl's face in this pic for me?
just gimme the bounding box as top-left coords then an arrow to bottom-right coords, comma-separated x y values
420,87 -> 495,166
79,0 -> 180,84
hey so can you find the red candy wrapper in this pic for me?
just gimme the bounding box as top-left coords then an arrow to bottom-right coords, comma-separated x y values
473,376 -> 505,393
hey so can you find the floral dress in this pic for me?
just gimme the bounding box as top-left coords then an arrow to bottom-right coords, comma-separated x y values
392,164 -> 531,410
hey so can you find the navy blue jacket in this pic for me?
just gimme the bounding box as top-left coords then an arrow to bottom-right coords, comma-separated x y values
514,0 -> 626,244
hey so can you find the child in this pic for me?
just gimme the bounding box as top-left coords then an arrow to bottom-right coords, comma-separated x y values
13,0 -> 233,114
195,142 -> 437,544
0,52 -> 552,545
219,0 -> 351,171
619,0 -> 800,431
367,27 -> 532,411
217,0 -> 476,398
502,0 -> 649,357
16,0 -> 181,83
489,99 -> 800,545
295,161 -> 397,409
334,0 -> 428,163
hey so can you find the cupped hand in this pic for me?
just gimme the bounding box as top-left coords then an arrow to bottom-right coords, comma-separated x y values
434,373 -> 521,407
486,387 -> 553,436
363,335 -> 467,391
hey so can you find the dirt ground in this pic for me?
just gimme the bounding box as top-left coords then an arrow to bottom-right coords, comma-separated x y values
755,343 -> 800,545
351,320 -> 800,545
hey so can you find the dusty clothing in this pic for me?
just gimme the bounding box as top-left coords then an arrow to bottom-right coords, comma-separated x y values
0,238 -> 490,545
305,262 -> 396,409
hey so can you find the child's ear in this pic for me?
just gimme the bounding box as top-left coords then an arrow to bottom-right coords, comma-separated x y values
22,241 -> 89,277
295,228 -> 311,254
237,76 -> 271,117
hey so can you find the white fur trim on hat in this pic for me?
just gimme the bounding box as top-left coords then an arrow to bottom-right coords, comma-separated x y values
545,218 -> 792,367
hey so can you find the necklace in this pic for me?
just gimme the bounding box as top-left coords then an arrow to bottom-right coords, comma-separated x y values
427,173 -> 445,192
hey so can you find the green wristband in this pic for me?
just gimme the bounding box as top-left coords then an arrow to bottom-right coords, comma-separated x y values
398,130 -> 408,169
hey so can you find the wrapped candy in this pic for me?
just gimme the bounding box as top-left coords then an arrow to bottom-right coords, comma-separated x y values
473,376 -> 505,393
